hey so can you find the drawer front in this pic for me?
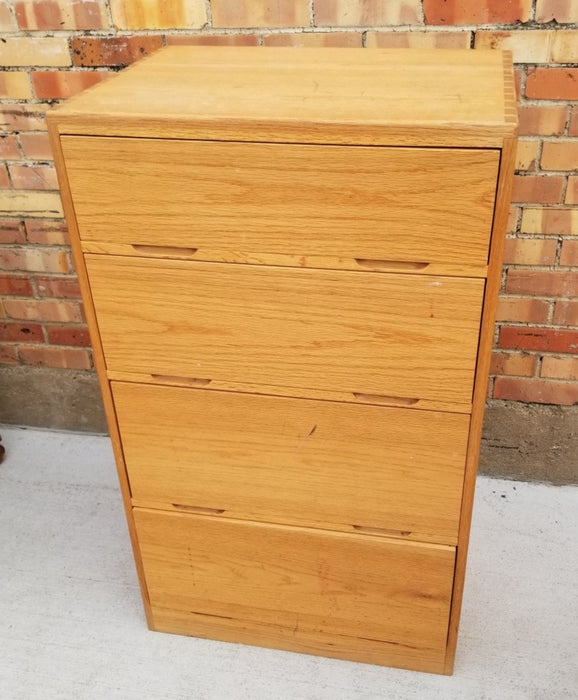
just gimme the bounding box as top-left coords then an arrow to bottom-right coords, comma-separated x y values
63,136 -> 498,268
87,256 -> 484,406
135,509 -> 455,671
114,382 -> 469,544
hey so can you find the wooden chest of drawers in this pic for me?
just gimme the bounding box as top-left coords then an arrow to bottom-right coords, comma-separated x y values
48,47 -> 517,675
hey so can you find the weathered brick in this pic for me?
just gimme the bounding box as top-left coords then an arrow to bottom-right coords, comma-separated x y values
541,356 -> 578,381
0,345 -> 19,365
515,140 -> 539,171
213,0 -> 308,27
0,219 -> 26,244
32,70 -> 110,100
0,38 -> 71,67
19,133 -> 53,160
0,163 -> 9,189
46,324 -> 91,347
569,108 -> 578,137
511,175 -> 564,204
111,0 -> 206,29
0,134 -> 20,159
166,34 -> 260,46
424,0 -> 531,24
71,35 -> 163,67
551,31 -> 578,63
0,105 -> 48,133
25,219 -> 68,245
19,344 -> 91,369
541,140 -> 578,171
0,321 -> 43,343
503,237 -> 557,265
507,206 -> 520,234
499,326 -> 578,354
4,298 -> 82,323
526,68 -> 578,101
496,296 -> 551,324
0,191 -> 63,218
535,0 -> 578,23
494,377 -> 578,405
9,165 -> 59,191
0,247 -> 70,273
315,0 -> 420,26
0,71 -> 32,99
0,273 -> 33,296
506,270 -> 578,296
554,300 -> 578,326
491,351 -> 537,377
0,1 -> 17,31
15,0 -> 107,30
517,105 -> 567,137
35,275 -> 81,299
521,207 -> 578,235
366,30 -> 471,49
475,30 -> 552,64
566,176 -> 577,205
264,31 -> 362,47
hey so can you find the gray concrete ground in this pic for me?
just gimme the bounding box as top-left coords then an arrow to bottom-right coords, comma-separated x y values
0,425 -> 576,700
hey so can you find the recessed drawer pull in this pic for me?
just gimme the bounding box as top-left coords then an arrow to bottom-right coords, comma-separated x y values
132,244 -> 198,258
353,392 -> 419,406
151,374 -> 212,387
171,504 -> 225,515
355,258 -> 430,271
353,525 -> 412,538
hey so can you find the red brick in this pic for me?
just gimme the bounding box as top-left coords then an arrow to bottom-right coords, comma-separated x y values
570,108 -> 578,137
507,206 -> 520,234
490,351 -> 537,377
541,140 -> 578,171
541,356 -> 578,381
424,0 -> 531,24
514,69 -> 522,101
517,105 -> 567,137
0,345 -> 19,365
15,0 -> 107,30
560,240 -> 578,267
166,34 -> 260,46
0,163 -> 10,188
9,164 -> 58,190
503,237 -> 556,265
19,344 -> 91,369
19,133 -> 53,160
554,300 -> 578,326
213,0 -> 309,27
496,296 -> 551,324
71,35 -> 163,67
0,134 -> 20,159
264,32 -> 362,47
526,68 -> 578,101
32,70 -> 110,100
46,324 -> 91,347
0,273 -> 33,296
506,270 -> 578,296
521,208 -> 578,235
566,176 -> 578,205
0,219 -> 26,244
366,30 -> 471,49
511,175 -> 564,204
35,275 -> 81,299
536,0 -> 578,23
25,219 -> 68,245
494,376 -> 578,405
4,298 -> 82,323
0,105 -> 48,132
499,326 -> 578,354
0,321 -> 43,343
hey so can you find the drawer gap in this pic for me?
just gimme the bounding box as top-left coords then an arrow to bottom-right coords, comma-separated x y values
355,258 -> 429,272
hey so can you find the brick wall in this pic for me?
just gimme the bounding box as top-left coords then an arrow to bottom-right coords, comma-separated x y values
0,0 -> 577,407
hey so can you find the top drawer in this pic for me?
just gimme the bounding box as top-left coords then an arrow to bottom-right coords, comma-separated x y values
62,136 -> 499,269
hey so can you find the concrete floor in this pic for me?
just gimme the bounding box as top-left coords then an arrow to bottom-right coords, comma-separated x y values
0,426 -> 576,700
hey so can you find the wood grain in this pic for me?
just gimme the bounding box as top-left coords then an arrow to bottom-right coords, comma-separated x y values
113,382 -> 470,544
134,508 -> 455,672
48,47 -> 517,147
62,137 -> 498,268
86,256 -> 485,406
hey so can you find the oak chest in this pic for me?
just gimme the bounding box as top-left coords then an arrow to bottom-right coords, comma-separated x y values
48,47 -> 517,674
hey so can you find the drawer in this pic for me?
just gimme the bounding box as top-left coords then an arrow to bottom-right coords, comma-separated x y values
113,382 -> 469,544
135,508 -> 455,672
63,136 -> 499,269
86,256 -> 484,407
